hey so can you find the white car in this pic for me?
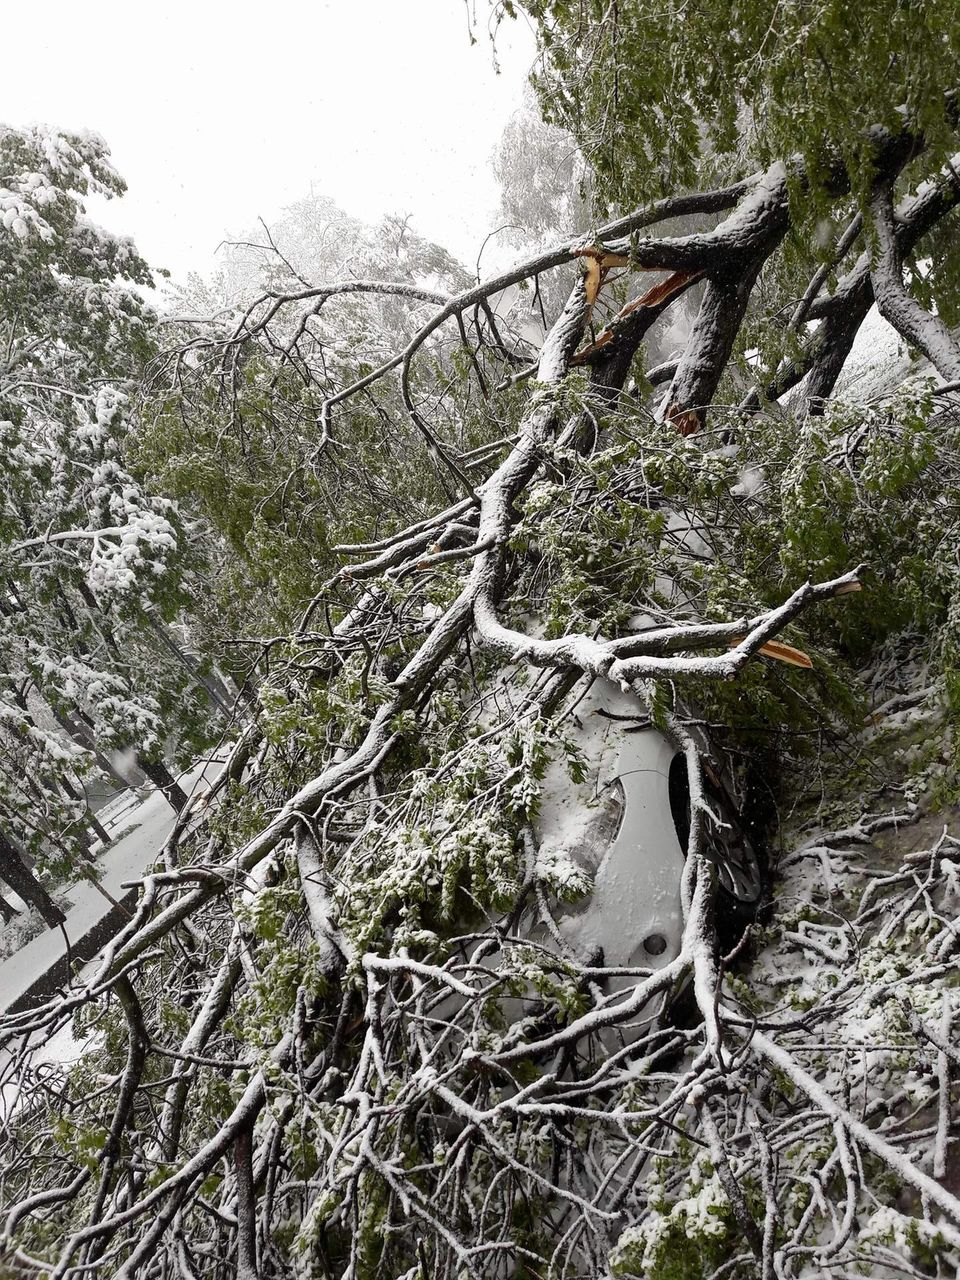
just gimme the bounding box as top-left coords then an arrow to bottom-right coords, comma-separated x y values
535,678 -> 761,948
504,679 -> 765,1046
441,679 -> 765,1051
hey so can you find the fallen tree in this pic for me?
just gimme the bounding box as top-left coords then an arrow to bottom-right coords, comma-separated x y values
5,12 -> 960,1276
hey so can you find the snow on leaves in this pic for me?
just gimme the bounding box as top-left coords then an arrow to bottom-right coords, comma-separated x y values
0,124 -> 196,860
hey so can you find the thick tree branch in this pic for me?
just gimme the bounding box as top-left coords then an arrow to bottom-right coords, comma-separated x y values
869,178 -> 960,381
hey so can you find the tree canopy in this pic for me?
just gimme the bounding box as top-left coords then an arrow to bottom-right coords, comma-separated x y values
0,126 -> 211,894
503,0 -> 960,201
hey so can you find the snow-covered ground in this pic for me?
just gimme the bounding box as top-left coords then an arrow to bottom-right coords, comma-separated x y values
0,754 -> 225,1017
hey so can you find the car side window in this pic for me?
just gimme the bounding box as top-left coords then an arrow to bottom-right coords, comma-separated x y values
574,778 -> 626,874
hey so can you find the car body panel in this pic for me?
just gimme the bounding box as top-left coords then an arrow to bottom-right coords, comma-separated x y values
534,679 -> 685,981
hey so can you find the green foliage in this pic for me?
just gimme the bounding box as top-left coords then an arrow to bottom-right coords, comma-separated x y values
332,711 -> 569,959
136,196 -> 522,658
512,412 -> 851,759
507,383 -> 960,780
0,126 -> 221,867
611,1162 -> 736,1279
498,0 -> 960,214
915,208 -> 960,328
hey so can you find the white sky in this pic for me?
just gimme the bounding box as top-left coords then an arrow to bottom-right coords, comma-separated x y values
5,0 -> 536,282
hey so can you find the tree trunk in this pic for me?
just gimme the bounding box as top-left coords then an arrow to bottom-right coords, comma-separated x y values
55,769 -> 112,846
138,759 -> 189,815
53,706 -> 147,788
86,809 -> 111,846
870,181 -> 960,382
234,1124 -> 260,1280
0,831 -> 65,929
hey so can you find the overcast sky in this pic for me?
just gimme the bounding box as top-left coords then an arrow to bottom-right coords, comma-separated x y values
6,1 -> 535,282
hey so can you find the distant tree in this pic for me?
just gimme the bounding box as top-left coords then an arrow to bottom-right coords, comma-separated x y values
0,126 -> 213,906
138,191 -> 508,650
0,830 -> 64,929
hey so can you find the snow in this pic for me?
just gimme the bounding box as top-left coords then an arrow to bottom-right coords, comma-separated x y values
0,753 -> 226,1017
731,464 -> 765,497
832,305 -> 914,403
805,295 -> 955,410
534,679 -> 685,980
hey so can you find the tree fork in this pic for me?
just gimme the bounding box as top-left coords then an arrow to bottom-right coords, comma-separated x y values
663,259 -> 771,434
870,177 -> 960,382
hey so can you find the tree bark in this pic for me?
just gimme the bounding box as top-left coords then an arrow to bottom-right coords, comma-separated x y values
138,758 -> 189,815
662,257 -> 770,433
0,830 -> 65,928
86,808 -> 112,846
234,1124 -> 259,1280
